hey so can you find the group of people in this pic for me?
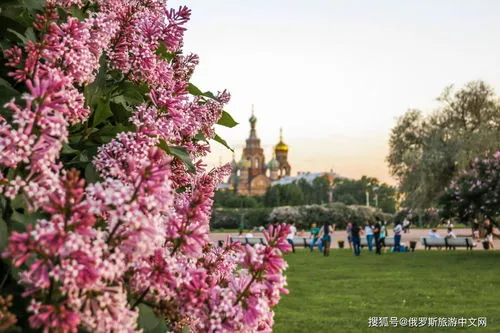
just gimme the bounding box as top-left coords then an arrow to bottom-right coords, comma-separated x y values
276,218 -> 497,256
285,217 -> 401,257
347,217 -> 394,256
286,222 -> 335,256
428,227 -> 456,239
472,219 -> 495,249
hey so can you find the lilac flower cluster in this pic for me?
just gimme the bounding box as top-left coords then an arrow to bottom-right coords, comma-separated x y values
444,152 -> 500,219
1,0 -> 290,332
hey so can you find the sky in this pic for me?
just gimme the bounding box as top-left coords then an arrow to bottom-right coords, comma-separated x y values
170,0 -> 500,185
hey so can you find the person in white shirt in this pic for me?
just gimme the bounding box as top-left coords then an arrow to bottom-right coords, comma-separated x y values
428,229 -> 441,238
286,222 -> 297,253
446,227 -> 456,239
393,223 -> 402,252
364,224 -> 374,252
446,227 -> 457,250
402,218 -> 411,233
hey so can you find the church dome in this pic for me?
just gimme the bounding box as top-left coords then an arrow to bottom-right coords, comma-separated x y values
238,158 -> 250,169
267,157 -> 279,170
275,128 -> 288,152
275,141 -> 288,152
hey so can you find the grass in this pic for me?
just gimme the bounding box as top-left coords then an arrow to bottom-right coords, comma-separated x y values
274,249 -> 500,332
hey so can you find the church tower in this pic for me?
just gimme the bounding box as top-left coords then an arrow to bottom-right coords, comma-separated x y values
275,128 -> 291,178
242,105 -> 266,179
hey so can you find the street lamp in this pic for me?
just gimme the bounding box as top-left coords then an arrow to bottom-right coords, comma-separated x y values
372,186 -> 379,208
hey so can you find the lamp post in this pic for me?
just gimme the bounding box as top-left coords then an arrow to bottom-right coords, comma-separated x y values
372,186 -> 379,208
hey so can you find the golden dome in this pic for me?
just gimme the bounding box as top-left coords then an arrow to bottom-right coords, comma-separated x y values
275,128 -> 288,152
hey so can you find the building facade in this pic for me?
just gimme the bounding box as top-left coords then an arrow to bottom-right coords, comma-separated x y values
225,110 -> 291,196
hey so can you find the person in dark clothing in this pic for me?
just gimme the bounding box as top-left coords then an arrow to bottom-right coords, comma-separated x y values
485,219 -> 495,250
317,222 -> 334,256
348,221 -> 363,256
373,217 -> 382,255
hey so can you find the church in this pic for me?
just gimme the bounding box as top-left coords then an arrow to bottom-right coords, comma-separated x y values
225,109 -> 292,196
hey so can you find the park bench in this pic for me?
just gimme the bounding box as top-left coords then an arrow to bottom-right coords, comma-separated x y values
229,236 -> 267,246
360,237 -> 399,248
291,236 -> 314,247
420,237 -> 475,250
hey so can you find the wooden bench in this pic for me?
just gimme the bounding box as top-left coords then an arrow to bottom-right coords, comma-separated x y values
229,236 -> 267,246
420,237 -> 475,250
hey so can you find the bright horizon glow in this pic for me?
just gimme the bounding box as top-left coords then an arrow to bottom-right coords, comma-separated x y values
170,0 -> 500,185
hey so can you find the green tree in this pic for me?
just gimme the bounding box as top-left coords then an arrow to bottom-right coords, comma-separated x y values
387,81 -> 500,211
312,177 -> 330,204
332,176 -> 396,213
264,185 -> 282,207
280,183 -> 305,206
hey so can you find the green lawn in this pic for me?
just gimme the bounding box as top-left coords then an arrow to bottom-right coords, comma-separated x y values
274,249 -> 500,332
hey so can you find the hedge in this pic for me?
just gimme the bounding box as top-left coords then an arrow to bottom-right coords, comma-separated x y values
211,203 -> 394,230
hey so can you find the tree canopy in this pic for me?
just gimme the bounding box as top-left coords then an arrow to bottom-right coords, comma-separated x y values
387,81 -> 500,211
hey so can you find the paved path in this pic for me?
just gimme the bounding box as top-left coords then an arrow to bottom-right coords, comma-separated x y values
209,228 -> 499,250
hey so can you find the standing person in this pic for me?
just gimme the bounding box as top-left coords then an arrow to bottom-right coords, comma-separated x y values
346,222 -> 353,249
380,221 -> 387,250
485,219 -> 495,250
364,223 -> 374,252
472,219 -> 480,241
317,222 -> 334,256
348,222 -> 363,256
309,223 -> 320,252
373,217 -> 382,255
403,217 -> 410,234
286,222 -> 297,253
393,222 -> 402,252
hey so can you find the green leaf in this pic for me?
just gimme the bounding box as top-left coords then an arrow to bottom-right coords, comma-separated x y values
10,195 -> 25,210
187,83 -> 203,96
92,100 -> 113,127
11,210 -> 43,226
0,217 -> 8,252
156,41 -> 174,62
193,132 -> 207,142
213,133 -> 233,151
6,28 -> 27,43
120,82 -> 145,105
61,143 -> 79,155
138,304 -> 160,331
22,0 -> 44,10
85,55 -> 108,108
85,163 -> 100,184
217,111 -> 238,128
109,101 -> 132,123
0,78 -> 20,117
69,5 -> 86,20
150,320 -> 169,333
158,140 -> 196,173
202,90 -> 219,100
24,27 -> 36,42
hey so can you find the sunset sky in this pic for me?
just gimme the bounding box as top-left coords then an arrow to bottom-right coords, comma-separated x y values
171,0 -> 500,185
